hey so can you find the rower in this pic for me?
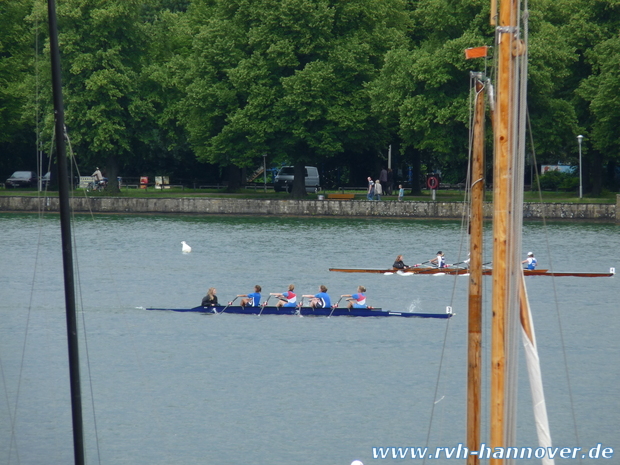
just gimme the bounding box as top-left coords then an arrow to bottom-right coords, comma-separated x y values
522,252 -> 537,270
341,286 -> 367,309
392,255 -> 410,270
302,285 -> 332,309
270,284 -> 297,308
238,285 -> 261,307
430,251 -> 446,268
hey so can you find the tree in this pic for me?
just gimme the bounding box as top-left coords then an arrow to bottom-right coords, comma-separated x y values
52,0 -> 150,191
0,0 -> 37,176
368,0 -> 493,194
178,0 -> 407,196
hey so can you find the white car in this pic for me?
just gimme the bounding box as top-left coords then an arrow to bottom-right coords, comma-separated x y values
273,166 -> 320,193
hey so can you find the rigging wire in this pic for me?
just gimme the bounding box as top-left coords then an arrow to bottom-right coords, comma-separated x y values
526,111 -> 583,463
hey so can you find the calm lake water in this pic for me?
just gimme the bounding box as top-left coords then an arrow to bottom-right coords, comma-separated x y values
1,213 -> 618,464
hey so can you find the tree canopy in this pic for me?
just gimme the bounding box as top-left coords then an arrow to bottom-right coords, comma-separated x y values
1,0 -> 619,195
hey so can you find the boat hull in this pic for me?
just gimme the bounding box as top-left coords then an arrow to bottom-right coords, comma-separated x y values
146,305 -> 454,319
329,267 -> 615,277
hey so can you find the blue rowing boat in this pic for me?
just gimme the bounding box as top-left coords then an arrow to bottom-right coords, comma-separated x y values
146,305 -> 454,319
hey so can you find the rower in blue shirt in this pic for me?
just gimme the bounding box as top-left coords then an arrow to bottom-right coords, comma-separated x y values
238,285 -> 261,307
303,285 -> 331,309
522,252 -> 537,270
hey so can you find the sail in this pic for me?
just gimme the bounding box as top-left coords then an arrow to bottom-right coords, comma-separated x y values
520,274 -> 555,465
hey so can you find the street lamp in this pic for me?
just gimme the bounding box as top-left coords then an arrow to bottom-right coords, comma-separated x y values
577,135 -> 583,199
263,154 -> 267,193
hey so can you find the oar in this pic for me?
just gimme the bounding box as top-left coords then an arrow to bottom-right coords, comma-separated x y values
328,296 -> 344,318
413,260 -> 431,267
296,297 -> 305,316
258,295 -> 272,316
218,296 -> 238,315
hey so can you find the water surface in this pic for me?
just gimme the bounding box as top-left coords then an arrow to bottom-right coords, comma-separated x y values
1,213 -> 618,464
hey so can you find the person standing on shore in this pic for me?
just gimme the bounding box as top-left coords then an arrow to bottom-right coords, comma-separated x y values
379,167 -> 388,194
374,179 -> 383,200
367,177 -> 375,200
398,184 -> 404,201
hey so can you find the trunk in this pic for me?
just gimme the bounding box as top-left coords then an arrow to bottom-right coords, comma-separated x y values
105,155 -> 120,193
405,146 -> 422,195
591,150 -> 603,196
226,165 -> 241,192
291,163 -> 307,198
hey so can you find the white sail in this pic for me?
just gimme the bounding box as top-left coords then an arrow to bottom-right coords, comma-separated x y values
520,274 -> 555,465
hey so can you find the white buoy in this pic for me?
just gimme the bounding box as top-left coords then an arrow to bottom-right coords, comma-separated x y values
181,241 -> 192,253
351,461 -> 364,465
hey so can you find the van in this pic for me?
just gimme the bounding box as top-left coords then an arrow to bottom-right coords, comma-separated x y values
274,166 -> 321,193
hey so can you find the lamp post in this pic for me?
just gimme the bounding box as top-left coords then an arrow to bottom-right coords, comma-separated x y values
263,154 -> 267,193
577,135 -> 583,199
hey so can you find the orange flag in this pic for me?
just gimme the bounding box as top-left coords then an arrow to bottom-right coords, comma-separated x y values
465,46 -> 488,59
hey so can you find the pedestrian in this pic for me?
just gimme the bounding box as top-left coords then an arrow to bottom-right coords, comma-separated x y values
398,184 -> 404,201
367,177 -> 375,200
374,179 -> 382,200
380,167 -> 388,194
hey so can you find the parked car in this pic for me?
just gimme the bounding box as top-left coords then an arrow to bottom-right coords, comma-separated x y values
273,166 -> 321,193
5,171 -> 38,188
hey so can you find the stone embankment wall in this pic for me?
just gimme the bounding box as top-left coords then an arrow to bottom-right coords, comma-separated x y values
1,195 -> 619,221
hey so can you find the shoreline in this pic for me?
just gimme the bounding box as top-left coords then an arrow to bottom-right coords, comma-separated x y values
1,195 -> 619,222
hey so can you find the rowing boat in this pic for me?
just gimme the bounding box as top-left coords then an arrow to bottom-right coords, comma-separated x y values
329,267 -> 616,277
146,305 -> 454,319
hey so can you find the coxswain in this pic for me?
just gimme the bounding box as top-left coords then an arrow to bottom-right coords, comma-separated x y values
201,287 -> 219,307
392,255 -> 410,270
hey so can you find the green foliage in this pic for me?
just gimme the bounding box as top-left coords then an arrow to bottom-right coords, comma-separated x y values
0,0 -> 619,195
537,170 -> 579,191
177,0 -> 408,182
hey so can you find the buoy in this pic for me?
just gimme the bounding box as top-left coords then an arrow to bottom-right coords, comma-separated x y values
181,241 -> 192,253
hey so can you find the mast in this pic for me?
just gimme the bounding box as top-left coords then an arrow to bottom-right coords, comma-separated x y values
467,74 -> 486,465
47,1 -> 86,464
491,0 -> 526,460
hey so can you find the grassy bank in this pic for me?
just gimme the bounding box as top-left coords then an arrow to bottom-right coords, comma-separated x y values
0,186 -> 616,204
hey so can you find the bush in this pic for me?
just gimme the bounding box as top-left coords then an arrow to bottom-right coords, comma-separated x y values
538,171 -> 578,191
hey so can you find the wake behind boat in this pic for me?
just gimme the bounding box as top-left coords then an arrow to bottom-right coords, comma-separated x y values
146,305 -> 454,319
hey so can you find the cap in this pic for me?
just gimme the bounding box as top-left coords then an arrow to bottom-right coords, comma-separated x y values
527,252 -> 533,256
437,251 -> 442,254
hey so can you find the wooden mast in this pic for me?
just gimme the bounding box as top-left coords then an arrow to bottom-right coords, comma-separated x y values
490,0 -> 519,461
467,74 -> 486,465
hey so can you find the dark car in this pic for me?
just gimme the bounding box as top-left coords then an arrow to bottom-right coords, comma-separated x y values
5,171 -> 38,188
